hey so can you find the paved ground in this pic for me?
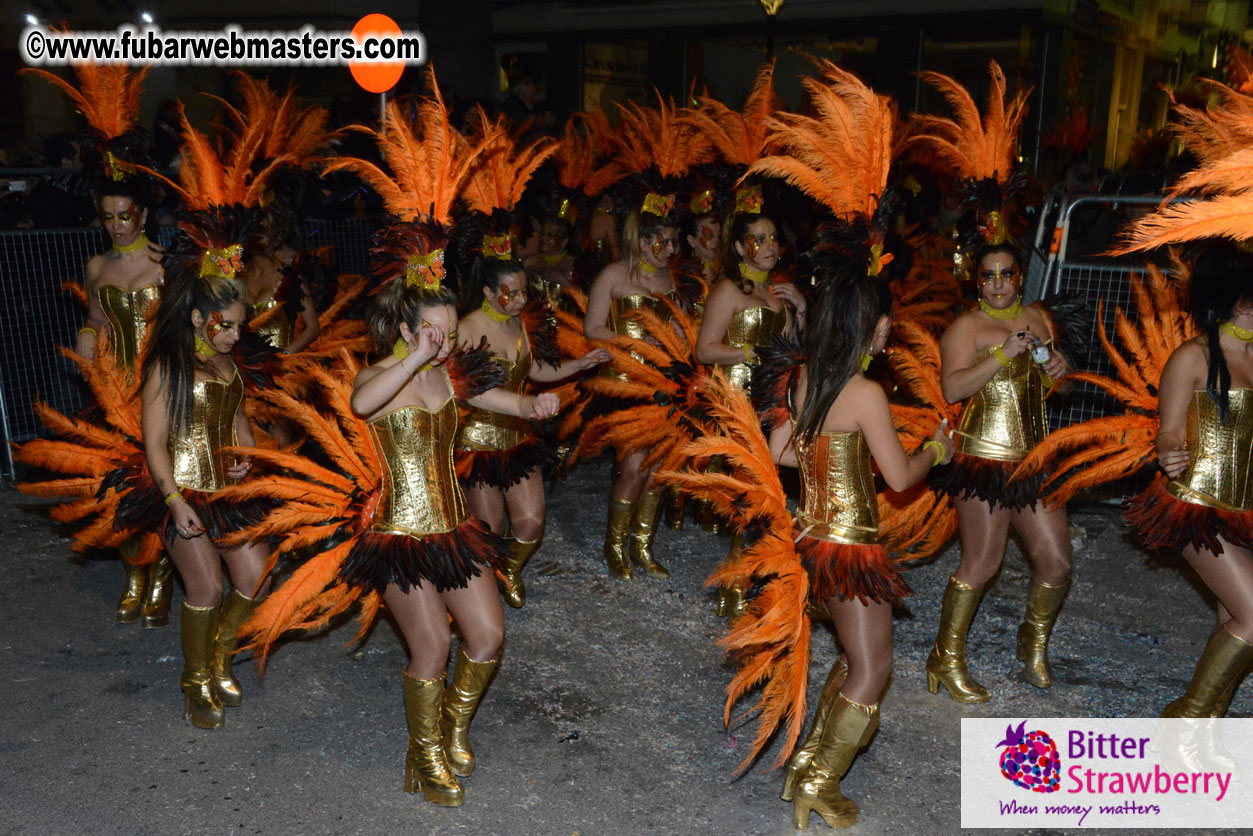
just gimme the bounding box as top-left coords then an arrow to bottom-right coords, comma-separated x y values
1,457 -> 1248,836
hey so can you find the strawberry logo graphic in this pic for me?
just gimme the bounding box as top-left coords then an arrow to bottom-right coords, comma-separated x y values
996,721 -> 1061,793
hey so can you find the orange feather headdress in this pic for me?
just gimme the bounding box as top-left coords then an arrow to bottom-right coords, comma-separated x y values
613,91 -> 716,178
685,61 -> 781,169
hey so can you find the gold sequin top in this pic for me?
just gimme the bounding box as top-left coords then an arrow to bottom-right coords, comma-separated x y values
169,371 -> 242,493
954,347 -> 1048,461
714,304 -> 790,392
369,374 -> 467,537
458,330 -> 533,452
604,291 -> 675,381
1168,389 -> 1253,511
249,295 -> 294,350
794,429 -> 879,545
99,283 -> 160,374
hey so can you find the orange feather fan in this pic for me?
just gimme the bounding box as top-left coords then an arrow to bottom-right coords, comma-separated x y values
613,91 -> 715,177
745,59 -> 895,217
461,107 -> 558,214
685,61 -> 781,167
216,73 -> 329,167
655,372 -> 810,773
1016,267 -> 1189,504
22,61 -> 149,143
554,111 -> 624,196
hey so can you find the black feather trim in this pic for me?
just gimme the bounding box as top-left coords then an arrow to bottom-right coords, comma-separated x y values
929,451 -> 1047,510
521,300 -> 562,369
459,436 -> 558,488
231,333 -> 285,390
117,479 -> 274,542
338,517 -> 507,593
1124,473 -> 1253,554
1036,291 -> 1092,369
446,338 -> 509,400
796,535 -> 911,605
750,334 -> 806,430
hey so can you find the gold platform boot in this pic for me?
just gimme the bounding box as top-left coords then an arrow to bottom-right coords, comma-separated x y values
781,656 -> 849,802
1016,578 -> 1069,689
792,694 -> 879,830
402,673 -> 464,806
926,576 -> 991,703
603,498 -> 634,580
1162,627 -> 1253,718
627,490 -> 669,579
716,534 -> 747,619
180,603 -> 225,729
141,555 -> 173,628
212,589 -> 260,708
441,649 -> 500,777
501,538 -> 540,608
665,488 -> 686,531
116,543 -> 145,624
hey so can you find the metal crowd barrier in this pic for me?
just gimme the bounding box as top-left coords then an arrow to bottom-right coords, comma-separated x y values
0,217 -> 376,480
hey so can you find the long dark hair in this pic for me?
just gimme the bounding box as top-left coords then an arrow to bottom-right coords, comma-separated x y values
794,273 -> 892,443
1189,240 -> 1253,422
464,255 -> 525,314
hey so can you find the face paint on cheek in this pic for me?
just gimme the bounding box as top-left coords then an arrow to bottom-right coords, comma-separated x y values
745,236 -> 760,260
651,239 -> 666,258
118,208 -> 139,225
206,310 -> 224,341
699,227 -> 716,251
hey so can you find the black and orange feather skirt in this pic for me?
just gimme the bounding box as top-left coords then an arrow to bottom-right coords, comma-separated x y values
337,517 -> 507,594
457,436 -> 558,489
1123,474 -> 1253,555
930,451 -> 1047,510
796,534 -> 912,605
117,480 -> 275,543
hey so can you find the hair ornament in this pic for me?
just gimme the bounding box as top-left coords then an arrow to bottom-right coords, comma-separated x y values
734,184 -> 763,214
405,248 -> 446,289
641,191 -> 675,218
199,244 -> 244,279
689,187 -> 714,215
482,232 -> 513,260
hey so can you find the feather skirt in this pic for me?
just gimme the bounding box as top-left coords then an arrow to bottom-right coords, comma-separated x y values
338,517 -> 507,594
458,436 -> 558,489
796,534 -> 911,605
1123,474 -> 1253,555
118,481 -> 274,544
930,451 -> 1047,510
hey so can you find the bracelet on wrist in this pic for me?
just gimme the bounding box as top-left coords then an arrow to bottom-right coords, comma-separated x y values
78,326 -> 97,338
163,490 -> 184,506
922,439 -> 945,467
993,346 -> 1013,367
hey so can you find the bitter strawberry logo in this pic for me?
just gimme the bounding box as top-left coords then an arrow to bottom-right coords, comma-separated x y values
997,721 -> 1061,793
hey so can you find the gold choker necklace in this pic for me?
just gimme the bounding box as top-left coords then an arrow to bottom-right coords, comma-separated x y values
114,234 -> 150,254
194,334 -> 218,357
638,260 -> 660,274
979,297 -> 1022,320
540,251 -> 567,265
393,338 -> 433,371
481,298 -> 513,323
739,263 -> 769,285
701,259 -> 715,275
1221,321 -> 1253,342
859,353 -> 873,371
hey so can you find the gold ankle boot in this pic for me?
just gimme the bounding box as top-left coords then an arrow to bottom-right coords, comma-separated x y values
792,693 -> 878,830
781,656 -> 849,802
716,533 -> 747,619
403,672 -> 464,806
441,648 -> 500,777
180,603 -> 225,729
116,546 -> 145,624
141,555 -> 173,628
665,489 -> 686,531
1016,578 -> 1069,689
501,538 -> 540,608
604,498 -> 635,580
926,576 -> 991,703
1162,627 -> 1253,718
627,490 -> 669,579
212,589 -> 260,708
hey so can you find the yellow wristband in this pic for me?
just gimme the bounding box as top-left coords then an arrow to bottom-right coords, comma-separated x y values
163,490 -> 183,506
78,326 -> 97,338
993,346 -> 1012,367
742,343 -> 757,365
922,439 -> 945,466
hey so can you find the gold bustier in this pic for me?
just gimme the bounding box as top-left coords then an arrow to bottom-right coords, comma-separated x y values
604,291 -> 674,381
169,372 -> 242,493
459,335 -> 533,452
794,429 -> 879,545
715,304 -> 789,392
954,347 -> 1047,461
250,295 -> 294,350
99,283 -> 160,373
1168,390 -> 1253,511
370,394 -> 467,537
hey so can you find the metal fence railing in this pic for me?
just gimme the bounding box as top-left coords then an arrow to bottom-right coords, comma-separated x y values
0,217 -> 376,480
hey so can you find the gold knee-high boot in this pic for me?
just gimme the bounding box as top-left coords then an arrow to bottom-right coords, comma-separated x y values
665,488 -> 686,531
716,533 -> 747,619
1162,627 -> 1253,718
141,555 -> 173,628
180,603 -> 225,729
501,538 -> 540,608
926,576 -> 991,703
1016,578 -> 1069,689
441,648 -> 501,777
627,489 -> 669,578
403,673 -> 464,806
603,498 -> 635,580
781,656 -> 849,801
116,545 -> 145,624
212,589 -> 260,707
792,694 -> 878,830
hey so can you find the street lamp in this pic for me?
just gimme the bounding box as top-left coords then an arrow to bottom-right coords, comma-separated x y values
760,0 -> 784,59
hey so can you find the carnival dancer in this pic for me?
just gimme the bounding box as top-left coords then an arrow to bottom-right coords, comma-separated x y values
909,62 -> 1076,700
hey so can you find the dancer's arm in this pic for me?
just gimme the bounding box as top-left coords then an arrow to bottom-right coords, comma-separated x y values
1156,343 -> 1203,477
141,367 -> 203,536
854,378 -> 952,492
350,324 -> 443,417
467,389 -> 560,420
583,263 -> 623,341
282,287 -> 321,354
940,316 -> 1037,402
696,280 -> 752,365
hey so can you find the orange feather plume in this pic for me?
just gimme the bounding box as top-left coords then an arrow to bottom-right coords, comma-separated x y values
685,61 -> 781,166
216,74 -> 329,167
613,91 -> 715,177
22,61 -> 149,142
461,108 -> 558,213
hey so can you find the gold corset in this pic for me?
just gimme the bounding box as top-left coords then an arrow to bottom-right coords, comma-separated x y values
370,394 -> 467,537
528,273 -> 565,307
99,283 -> 160,373
715,304 -> 789,392
954,347 -> 1047,461
609,292 -> 673,338
795,429 -> 879,545
169,372 -> 242,493
250,295 -> 294,350
459,335 -> 533,452
1168,390 -> 1253,511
